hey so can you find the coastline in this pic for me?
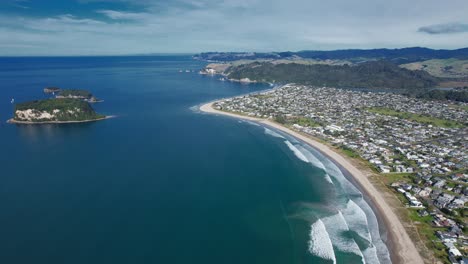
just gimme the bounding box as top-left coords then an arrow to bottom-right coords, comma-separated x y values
7,115 -> 115,124
200,101 -> 424,264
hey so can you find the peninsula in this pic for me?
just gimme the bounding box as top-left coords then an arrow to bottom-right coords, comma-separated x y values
8,98 -> 109,124
200,84 -> 468,264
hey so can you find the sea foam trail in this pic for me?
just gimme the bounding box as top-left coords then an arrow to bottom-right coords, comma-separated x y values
309,219 -> 336,264
322,212 -> 366,263
284,141 -> 309,163
264,127 -> 285,139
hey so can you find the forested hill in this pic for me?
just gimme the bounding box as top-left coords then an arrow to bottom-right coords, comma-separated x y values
195,47 -> 468,64
225,60 -> 440,89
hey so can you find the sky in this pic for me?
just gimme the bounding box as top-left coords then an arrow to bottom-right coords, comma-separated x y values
1,0 -> 468,56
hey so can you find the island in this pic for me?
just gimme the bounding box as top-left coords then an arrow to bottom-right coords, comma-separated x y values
56,89 -> 102,103
8,98 -> 109,124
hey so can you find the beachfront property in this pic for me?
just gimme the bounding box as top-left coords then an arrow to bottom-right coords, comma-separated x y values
213,84 -> 468,263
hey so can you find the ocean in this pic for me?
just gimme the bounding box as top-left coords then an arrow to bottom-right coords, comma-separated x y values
0,56 -> 390,264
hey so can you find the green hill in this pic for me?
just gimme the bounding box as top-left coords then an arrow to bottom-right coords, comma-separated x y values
401,59 -> 468,78
225,60 -> 440,90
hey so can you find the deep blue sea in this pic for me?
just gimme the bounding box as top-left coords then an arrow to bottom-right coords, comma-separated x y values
0,56 -> 390,264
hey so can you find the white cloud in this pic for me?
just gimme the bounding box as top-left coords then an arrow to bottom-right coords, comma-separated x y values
96,10 -> 151,20
1,0 -> 468,55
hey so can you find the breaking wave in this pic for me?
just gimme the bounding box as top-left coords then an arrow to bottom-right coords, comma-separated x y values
245,121 -> 260,127
284,141 -> 309,163
296,145 -> 325,170
260,125 -> 390,263
264,127 -> 285,139
343,200 -> 372,242
321,212 -> 366,261
309,219 -> 336,263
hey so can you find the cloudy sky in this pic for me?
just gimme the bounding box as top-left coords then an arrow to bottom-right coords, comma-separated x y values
1,0 -> 468,55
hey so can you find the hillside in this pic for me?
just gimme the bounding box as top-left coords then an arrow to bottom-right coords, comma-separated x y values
225,60 -> 440,90
195,47 -> 468,64
401,59 -> 468,78
14,98 -> 105,123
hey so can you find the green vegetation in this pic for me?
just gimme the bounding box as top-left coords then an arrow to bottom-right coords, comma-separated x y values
384,173 -> 415,185
14,98 -> 104,122
287,117 -> 321,127
401,59 -> 468,78
196,48 -> 468,64
273,114 -> 286,124
43,87 -> 61,93
411,87 -> 468,103
366,107 -> 465,128
339,146 -> 360,159
226,60 -> 440,90
58,89 -> 93,99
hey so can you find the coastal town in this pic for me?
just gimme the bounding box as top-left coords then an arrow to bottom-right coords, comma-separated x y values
212,84 -> 468,264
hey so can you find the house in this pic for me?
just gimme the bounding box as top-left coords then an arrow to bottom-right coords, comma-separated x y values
433,180 -> 446,189
418,187 -> 432,197
435,193 -> 455,208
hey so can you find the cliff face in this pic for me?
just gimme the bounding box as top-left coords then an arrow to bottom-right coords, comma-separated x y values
14,108 -> 82,122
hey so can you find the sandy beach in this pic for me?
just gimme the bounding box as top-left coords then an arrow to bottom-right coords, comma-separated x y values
200,101 -> 424,264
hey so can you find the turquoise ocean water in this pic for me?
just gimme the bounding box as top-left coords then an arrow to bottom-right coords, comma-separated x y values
0,56 -> 390,264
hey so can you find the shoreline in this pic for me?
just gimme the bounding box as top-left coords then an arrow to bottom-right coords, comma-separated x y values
6,115 -> 116,124
200,101 -> 424,264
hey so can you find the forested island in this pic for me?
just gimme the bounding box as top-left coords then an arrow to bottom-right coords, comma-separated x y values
9,98 -> 107,124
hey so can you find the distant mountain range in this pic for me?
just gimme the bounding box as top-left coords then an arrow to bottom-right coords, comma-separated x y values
194,47 -> 468,64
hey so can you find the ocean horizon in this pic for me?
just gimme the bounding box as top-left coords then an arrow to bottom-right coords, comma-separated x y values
0,55 -> 390,264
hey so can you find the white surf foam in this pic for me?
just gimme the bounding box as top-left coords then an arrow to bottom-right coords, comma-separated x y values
281,137 -> 390,263
313,148 -> 361,196
245,121 -> 260,127
189,105 -> 201,113
354,198 -> 392,264
323,173 -> 334,184
343,199 -> 372,242
264,127 -> 285,139
296,145 -> 325,170
322,212 -> 366,262
362,246 -> 381,264
309,219 -> 336,263
284,141 -> 309,163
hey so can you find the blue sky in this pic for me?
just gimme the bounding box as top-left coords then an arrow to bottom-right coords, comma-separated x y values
1,0 -> 468,55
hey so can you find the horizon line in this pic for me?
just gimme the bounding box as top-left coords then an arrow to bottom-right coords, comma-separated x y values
1,46 -> 468,57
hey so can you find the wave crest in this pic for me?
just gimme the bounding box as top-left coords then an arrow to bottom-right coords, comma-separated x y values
309,219 -> 336,263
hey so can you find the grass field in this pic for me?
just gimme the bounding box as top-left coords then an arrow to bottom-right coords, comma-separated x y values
401,58 -> 468,78
367,107 -> 465,128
